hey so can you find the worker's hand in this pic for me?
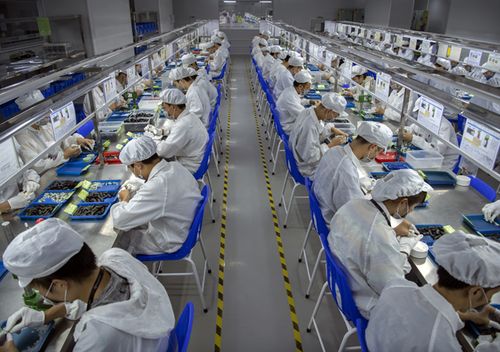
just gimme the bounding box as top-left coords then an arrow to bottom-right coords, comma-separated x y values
22,180 -> 39,194
8,192 -> 35,210
374,106 -> 385,115
394,219 -> 413,237
76,138 -> 94,150
322,72 -> 332,80
458,305 -> 496,326
5,307 -> 45,335
63,146 -> 81,159
482,200 -> 500,223
0,334 -> 18,352
359,177 -> 376,192
332,127 -> 348,137
402,130 -> 413,143
328,135 -> 347,148
317,63 -> 326,71
144,124 -> 163,137
118,188 -> 131,202
343,90 -> 353,97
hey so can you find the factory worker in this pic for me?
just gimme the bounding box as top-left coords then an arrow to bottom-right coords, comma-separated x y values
402,98 -> 459,170
111,136 -> 202,254
463,57 -> 484,81
1,218 -> 175,352
483,200 -> 500,223
434,57 -> 452,71
216,31 -> 230,50
398,41 -> 414,61
269,51 -> 290,89
313,122 -> 393,223
83,86 -> 125,122
251,38 -> 268,57
478,62 -> 500,87
345,65 -> 374,100
371,81 -> 413,122
289,93 -> 349,178
207,41 -> 226,78
262,46 -> 281,79
276,71 -> 312,134
115,71 -> 143,97
212,36 -> 229,59
181,54 -> 217,106
15,117 -> 94,175
449,60 -> 469,76
366,231 -> 500,352
274,55 -> 304,99
152,51 -> 165,73
328,169 -> 432,319
169,67 -> 211,128
252,31 -> 270,47
255,46 -> 270,68
148,89 -> 208,173
14,89 -> 44,111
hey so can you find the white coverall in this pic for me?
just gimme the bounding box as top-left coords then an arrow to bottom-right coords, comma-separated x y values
83,86 -> 112,122
366,279 -> 500,352
328,198 -> 411,319
186,82 -> 211,128
276,86 -> 305,135
72,248 -> 174,352
156,109 -> 208,173
274,69 -> 294,99
261,55 -> 275,79
194,75 -> 218,107
289,107 -> 330,178
269,62 -> 286,89
313,144 -> 366,224
209,49 -> 226,77
111,159 -> 202,254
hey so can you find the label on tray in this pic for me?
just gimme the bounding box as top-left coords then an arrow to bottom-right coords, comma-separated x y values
443,225 -> 455,234
103,140 -> 111,149
121,138 -> 129,144
126,132 -> 134,137
80,180 -> 92,189
116,144 -> 124,150
82,165 -> 91,172
64,203 -> 77,215
77,190 -> 89,200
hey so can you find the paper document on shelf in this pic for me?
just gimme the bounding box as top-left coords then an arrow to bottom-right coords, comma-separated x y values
140,58 -> 150,79
0,138 -> 20,185
486,53 -> 500,72
460,118 -> 500,171
416,97 -> 443,135
126,66 -> 137,84
103,73 -> 117,103
467,50 -> 482,67
375,73 -> 391,101
50,102 -> 76,141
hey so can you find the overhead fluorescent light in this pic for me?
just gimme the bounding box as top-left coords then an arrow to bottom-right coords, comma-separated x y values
224,1 -> 236,3
260,1 -> 272,3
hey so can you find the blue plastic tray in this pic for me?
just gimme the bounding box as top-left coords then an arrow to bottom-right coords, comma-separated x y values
66,153 -> 97,167
463,214 -> 500,235
370,171 -> 389,179
415,224 -> 445,246
56,164 -> 91,176
382,161 -> 413,171
1,321 -> 55,352
87,180 -> 122,192
81,190 -> 118,204
362,113 -> 384,122
421,171 -> 456,186
19,203 -> 63,221
107,111 -> 130,122
45,180 -> 80,191
306,63 -> 320,71
70,202 -> 114,221
305,92 -> 322,100
33,190 -> 75,205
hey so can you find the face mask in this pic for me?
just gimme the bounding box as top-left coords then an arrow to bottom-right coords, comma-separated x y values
393,200 -> 409,219
467,288 -> 489,313
361,147 -> 378,163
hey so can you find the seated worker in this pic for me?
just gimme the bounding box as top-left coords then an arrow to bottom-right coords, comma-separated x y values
1,218 -> 175,352
251,38 -> 268,57
115,71 -> 143,97
402,97 -> 459,170
370,81 -> 413,122
207,40 -> 227,78
366,231 -> 500,352
252,31 -> 270,48
181,54 -> 218,106
397,41 -> 414,61
262,46 -> 281,79
276,71 -> 313,135
111,136 -> 202,254
169,67 -> 211,128
328,169 -> 432,319
215,31 -> 230,50
269,51 -> 290,89
313,121 -> 393,223
146,89 -> 208,173
344,65 -> 374,101
0,168 -> 39,214
84,86 -> 125,122
274,55 -> 304,99
478,62 -> 500,87
255,46 -> 270,69
289,93 -> 349,178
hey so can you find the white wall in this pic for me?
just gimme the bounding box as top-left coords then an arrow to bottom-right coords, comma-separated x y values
364,0 -> 391,26
86,0 -> 133,55
426,0 -> 449,34
159,0 -> 174,33
173,0 -> 218,28
445,0 -> 500,43
389,0 -> 414,29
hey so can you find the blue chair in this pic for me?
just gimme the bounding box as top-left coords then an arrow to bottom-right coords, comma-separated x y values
469,176 -> 497,202
269,107 -> 288,175
193,131 -> 216,222
0,261 -> 7,282
167,302 -> 194,352
278,139 -> 306,228
136,186 -> 211,312
307,234 -> 369,352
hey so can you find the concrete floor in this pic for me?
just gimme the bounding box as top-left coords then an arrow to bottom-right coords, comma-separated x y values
158,55 -> 355,352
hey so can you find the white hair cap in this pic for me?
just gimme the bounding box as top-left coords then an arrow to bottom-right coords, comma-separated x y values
161,88 -> 187,105
288,56 -> 304,67
3,218 -> 84,287
168,67 -> 197,81
217,31 -> 226,39
212,36 -> 223,45
261,46 -> 270,53
356,121 -> 393,149
181,53 -> 197,67
433,230 -> 500,287
321,92 -> 347,114
278,51 -> 289,60
119,135 -> 157,165
270,45 -> 282,54
258,38 -> 268,47
371,169 -> 433,201
294,71 -> 312,84
351,65 -> 368,77
262,30 -> 271,37
436,57 -> 451,70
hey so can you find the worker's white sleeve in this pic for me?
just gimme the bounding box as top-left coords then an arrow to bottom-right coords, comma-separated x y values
300,98 -> 309,106
365,224 -> 408,295
73,320 -> 130,352
32,152 -> 67,175
62,134 -> 84,149
186,93 -> 204,122
23,169 -> 40,183
156,129 -> 188,160
333,170 -> 364,212
320,143 -> 329,155
475,336 -> 500,352
207,83 -> 218,106
111,186 -> 162,231
384,106 -> 401,121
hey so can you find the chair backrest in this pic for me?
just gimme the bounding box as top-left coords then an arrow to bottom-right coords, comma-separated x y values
469,176 -> 497,202
320,235 -> 370,352
208,105 -> 219,135
193,133 -> 215,180
270,107 -> 287,142
212,63 -> 227,81
305,178 -> 329,237
167,302 -> 194,352
136,185 -> 209,261
216,83 -> 222,106
282,139 -> 305,185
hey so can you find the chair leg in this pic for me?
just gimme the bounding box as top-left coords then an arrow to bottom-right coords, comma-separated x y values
283,183 -> 299,228
212,149 -> 221,177
271,139 -> 283,175
186,257 -> 208,313
199,235 -> 212,274
299,220 -> 312,263
307,280 -> 328,331
206,173 -> 216,223
306,247 -> 324,298
278,171 -> 289,207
